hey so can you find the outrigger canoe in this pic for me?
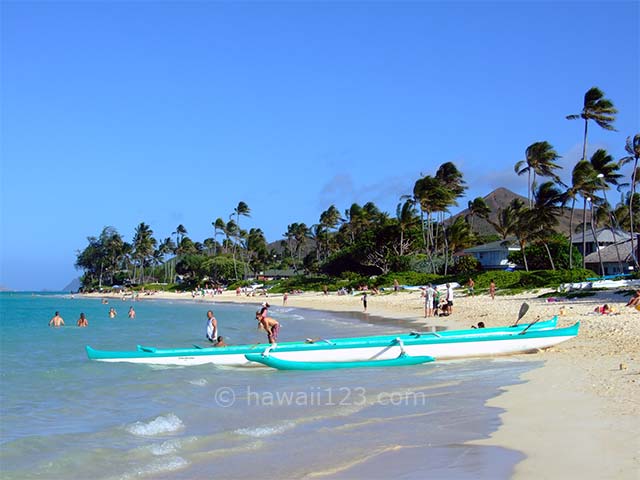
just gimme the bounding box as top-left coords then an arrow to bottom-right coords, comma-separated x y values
244,352 -> 435,370
85,317 -> 577,367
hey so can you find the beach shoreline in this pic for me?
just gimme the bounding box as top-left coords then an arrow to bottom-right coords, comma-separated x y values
83,287 -> 640,478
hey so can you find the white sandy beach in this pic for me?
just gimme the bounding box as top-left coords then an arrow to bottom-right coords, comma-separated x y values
86,287 -> 640,478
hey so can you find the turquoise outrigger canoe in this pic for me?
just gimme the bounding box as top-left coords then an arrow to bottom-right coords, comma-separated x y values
244,353 -> 435,370
86,317 -> 578,367
134,316 -> 557,354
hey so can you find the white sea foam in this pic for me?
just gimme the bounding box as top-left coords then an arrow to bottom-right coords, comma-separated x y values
234,420 -> 296,438
148,439 -> 182,456
126,413 -> 184,436
188,378 -> 208,386
120,456 -> 188,479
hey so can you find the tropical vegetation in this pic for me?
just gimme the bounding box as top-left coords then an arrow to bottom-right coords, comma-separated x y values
75,87 -> 639,291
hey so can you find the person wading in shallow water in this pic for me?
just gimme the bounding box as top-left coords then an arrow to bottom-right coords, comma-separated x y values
205,310 -> 218,343
256,305 -> 280,344
49,311 -> 65,327
77,312 -> 88,327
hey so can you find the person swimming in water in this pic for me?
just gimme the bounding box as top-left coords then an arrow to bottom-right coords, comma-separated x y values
49,311 -> 65,327
77,312 -> 88,327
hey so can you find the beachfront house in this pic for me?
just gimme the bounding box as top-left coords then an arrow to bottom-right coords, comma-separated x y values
463,239 -> 519,270
583,238 -> 639,275
570,227 -> 632,257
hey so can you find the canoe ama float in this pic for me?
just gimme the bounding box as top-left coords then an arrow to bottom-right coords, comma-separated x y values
244,353 -> 435,370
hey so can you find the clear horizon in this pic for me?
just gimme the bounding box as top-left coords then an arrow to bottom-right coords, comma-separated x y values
1,1 -> 638,290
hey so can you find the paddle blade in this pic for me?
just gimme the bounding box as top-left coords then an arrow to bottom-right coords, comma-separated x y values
515,302 -> 529,325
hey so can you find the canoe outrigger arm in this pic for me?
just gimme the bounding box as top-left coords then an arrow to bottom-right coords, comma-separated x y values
409,331 -> 442,338
395,337 -> 406,356
262,344 -> 277,357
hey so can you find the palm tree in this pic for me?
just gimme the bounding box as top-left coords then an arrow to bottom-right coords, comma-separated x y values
619,134 -> 640,267
487,204 -> 519,240
590,149 -> 624,270
529,182 -> 564,269
157,237 -> 176,282
132,222 -> 157,284
213,218 -> 226,254
435,162 -> 467,274
466,197 -> 490,230
567,87 -> 617,162
226,219 -> 239,279
174,224 -> 187,248
507,199 -> 533,271
396,199 -> 418,256
232,202 -> 251,279
514,141 -> 563,207
446,216 -> 475,255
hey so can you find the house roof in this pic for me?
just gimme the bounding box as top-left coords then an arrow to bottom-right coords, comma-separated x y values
571,227 -> 633,244
464,239 -> 519,253
583,239 -> 638,264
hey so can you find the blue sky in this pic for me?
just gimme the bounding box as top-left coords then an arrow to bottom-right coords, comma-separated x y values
1,1 -> 638,291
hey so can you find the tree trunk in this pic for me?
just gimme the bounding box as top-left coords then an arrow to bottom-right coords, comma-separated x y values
443,213 -> 450,275
582,197 -> 588,268
590,203 -> 604,276
420,210 -> 426,251
568,197 -> 576,269
521,241 -> 529,271
543,242 -> 556,270
630,161 -> 639,268
582,119 -> 589,162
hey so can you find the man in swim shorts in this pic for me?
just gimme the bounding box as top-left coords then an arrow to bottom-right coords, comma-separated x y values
256,310 -> 280,344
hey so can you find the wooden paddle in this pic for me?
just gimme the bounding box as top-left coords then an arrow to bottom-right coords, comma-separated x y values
511,302 -> 530,327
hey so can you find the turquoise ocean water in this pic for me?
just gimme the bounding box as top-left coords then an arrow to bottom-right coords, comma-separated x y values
0,292 -> 537,479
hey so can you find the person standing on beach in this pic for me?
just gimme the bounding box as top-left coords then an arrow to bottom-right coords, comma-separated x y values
424,284 -> 435,317
393,279 -> 400,292
433,289 -> 441,316
77,313 -> 88,327
467,278 -> 475,296
446,283 -> 454,314
489,279 -> 496,300
361,292 -> 368,312
206,310 -> 218,343
128,306 -> 136,319
49,311 -> 65,327
283,292 -> 288,306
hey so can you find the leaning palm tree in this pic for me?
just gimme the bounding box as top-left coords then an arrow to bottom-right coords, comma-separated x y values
567,87 -> 617,162
570,160 -> 598,268
514,141 -> 563,207
232,202 -> 251,279
619,134 -> 640,267
507,199 -> 533,271
590,149 -> 624,270
396,199 -> 418,256
530,182 -> 564,269
466,197 -> 491,230
435,162 -> 467,274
